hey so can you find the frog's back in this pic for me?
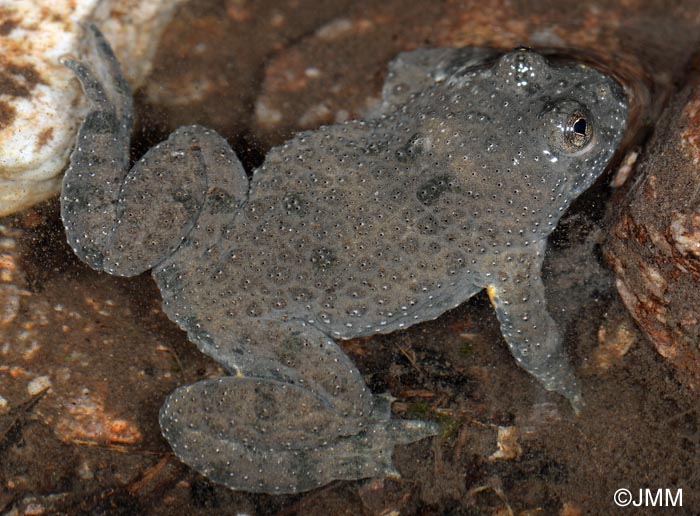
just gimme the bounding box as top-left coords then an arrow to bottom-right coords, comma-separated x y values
216,115 -> 486,338
178,47 -> 626,341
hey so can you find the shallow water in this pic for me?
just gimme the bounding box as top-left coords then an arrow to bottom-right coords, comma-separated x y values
2,0 -> 700,514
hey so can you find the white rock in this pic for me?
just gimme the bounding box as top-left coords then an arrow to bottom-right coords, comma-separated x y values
0,0 -> 186,217
27,374 -> 52,395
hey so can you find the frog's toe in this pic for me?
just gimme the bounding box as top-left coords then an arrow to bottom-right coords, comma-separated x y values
159,377 -> 437,494
525,352 -> 583,415
552,372 -> 584,414
568,391 -> 584,415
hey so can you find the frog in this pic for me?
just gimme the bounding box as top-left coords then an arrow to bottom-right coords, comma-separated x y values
60,26 -> 627,494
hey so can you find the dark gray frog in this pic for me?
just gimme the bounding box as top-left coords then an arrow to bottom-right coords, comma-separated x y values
60,27 -> 626,494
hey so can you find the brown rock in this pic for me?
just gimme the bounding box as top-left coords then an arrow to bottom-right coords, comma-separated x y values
589,313 -> 638,373
605,58 -> 700,390
142,0 -> 354,140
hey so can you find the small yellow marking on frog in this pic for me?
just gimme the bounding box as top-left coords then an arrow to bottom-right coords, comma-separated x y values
486,284 -> 498,304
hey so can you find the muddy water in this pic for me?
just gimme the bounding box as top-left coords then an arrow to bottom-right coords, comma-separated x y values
2,1 -> 700,514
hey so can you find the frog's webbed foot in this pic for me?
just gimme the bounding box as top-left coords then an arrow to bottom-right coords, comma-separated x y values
487,248 -> 582,412
61,25 -> 134,270
160,377 -> 437,494
159,321 -> 438,494
61,26 -> 248,276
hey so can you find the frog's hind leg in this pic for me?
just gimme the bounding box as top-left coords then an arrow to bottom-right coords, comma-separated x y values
487,246 -> 582,412
61,26 -> 248,276
159,320 -> 438,494
61,25 -> 134,270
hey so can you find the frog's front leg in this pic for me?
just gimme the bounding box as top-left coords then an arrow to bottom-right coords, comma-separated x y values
61,26 -> 248,276
486,243 -> 582,411
159,320 -> 438,494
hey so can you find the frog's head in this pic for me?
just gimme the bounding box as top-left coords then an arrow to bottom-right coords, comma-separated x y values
403,47 -> 627,244
491,48 -> 628,236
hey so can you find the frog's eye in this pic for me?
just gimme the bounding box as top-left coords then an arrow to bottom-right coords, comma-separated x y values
564,111 -> 593,150
541,100 -> 595,155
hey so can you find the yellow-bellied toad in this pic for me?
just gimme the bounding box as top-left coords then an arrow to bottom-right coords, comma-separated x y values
61,27 -> 627,494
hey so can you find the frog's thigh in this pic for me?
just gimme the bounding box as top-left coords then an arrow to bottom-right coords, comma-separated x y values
487,252 -> 581,408
106,125 -> 249,276
161,321 -> 438,493
160,376 -> 428,494
103,128 -> 210,275
191,319 -> 375,418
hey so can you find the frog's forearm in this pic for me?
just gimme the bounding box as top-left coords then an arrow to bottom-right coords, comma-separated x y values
487,249 -> 582,410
